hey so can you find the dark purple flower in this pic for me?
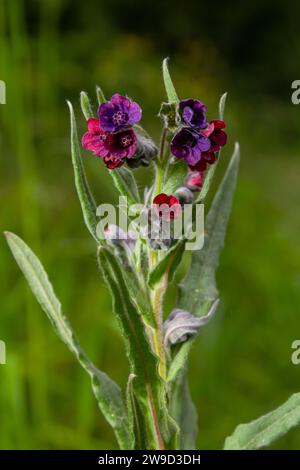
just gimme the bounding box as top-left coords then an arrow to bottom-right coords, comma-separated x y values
179,99 -> 207,129
103,128 -> 137,159
98,93 -> 142,132
171,128 -> 211,165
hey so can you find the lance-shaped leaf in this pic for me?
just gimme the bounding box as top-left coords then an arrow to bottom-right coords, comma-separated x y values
224,393 -> 300,450
110,167 -> 141,205
98,247 -> 178,449
148,240 -> 185,289
195,92 -> 228,203
67,101 -> 98,241
168,145 -> 239,383
179,143 -> 240,316
4,232 -> 131,450
170,366 -> 198,450
80,91 -> 94,120
162,58 -> 179,103
96,84 -> 106,105
163,160 -> 188,195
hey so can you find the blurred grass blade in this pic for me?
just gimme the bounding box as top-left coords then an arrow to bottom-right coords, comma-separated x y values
195,92 -> 228,203
219,92 -> 227,120
170,367 -> 198,450
111,167 -> 141,205
4,232 -> 132,450
148,240 -> 185,289
98,246 -> 178,449
224,393 -> 300,450
96,85 -> 106,105
67,101 -> 98,241
80,91 -> 94,120
162,58 -> 179,103
179,143 -> 240,316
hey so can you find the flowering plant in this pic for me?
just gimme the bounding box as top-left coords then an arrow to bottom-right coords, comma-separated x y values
5,60 -> 300,450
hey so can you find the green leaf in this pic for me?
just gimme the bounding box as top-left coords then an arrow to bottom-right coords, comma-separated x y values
167,339 -> 193,383
168,145 -> 239,383
224,393 -> 300,450
98,247 -> 178,449
162,58 -> 179,103
148,240 -> 185,289
163,160 -> 188,195
219,92 -> 227,121
67,101 -> 98,241
4,232 -> 131,450
179,143 -> 240,316
80,91 -> 94,120
110,166 -> 140,205
170,367 -> 198,450
195,92 -> 228,204
96,84 -> 106,105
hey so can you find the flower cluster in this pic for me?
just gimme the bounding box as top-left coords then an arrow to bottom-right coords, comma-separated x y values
171,99 -> 228,195
82,94 -> 142,169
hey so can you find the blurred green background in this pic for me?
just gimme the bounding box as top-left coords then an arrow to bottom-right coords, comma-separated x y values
1,0 -> 300,450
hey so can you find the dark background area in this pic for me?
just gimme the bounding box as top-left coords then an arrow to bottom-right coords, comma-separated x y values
0,0 -> 300,449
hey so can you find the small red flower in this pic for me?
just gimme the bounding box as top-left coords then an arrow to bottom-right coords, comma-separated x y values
202,119 -> 227,152
82,118 -> 108,156
153,193 -> 181,220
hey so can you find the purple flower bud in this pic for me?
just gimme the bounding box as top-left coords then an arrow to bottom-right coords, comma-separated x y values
171,128 -> 211,166
98,94 -> 142,132
179,99 -> 207,129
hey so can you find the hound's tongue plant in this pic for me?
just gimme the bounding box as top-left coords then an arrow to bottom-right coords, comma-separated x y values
5,59 -> 300,450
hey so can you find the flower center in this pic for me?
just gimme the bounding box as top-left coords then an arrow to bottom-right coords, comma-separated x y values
120,135 -> 133,147
113,111 -> 127,125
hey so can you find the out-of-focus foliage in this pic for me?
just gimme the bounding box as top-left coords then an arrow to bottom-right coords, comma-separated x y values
1,0 -> 300,449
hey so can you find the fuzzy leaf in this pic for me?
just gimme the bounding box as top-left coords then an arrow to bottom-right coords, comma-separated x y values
80,91 -> 94,120
162,58 -> 179,103
219,92 -> 227,121
179,143 -> 240,316
163,160 -> 188,195
96,85 -> 106,105
4,232 -> 131,450
98,247 -> 178,449
67,101 -> 98,241
170,367 -> 198,450
148,240 -> 185,289
224,393 -> 300,450
110,167 -> 140,205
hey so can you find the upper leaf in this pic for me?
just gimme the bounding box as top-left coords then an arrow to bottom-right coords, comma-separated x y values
4,231 -> 131,449
162,58 -> 179,103
163,160 -> 188,195
110,167 -> 141,206
67,100 -> 98,241
148,240 -> 185,289
224,393 -> 300,450
178,143 -> 240,316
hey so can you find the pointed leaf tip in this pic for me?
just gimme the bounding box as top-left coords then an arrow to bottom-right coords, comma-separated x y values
162,58 -> 179,103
